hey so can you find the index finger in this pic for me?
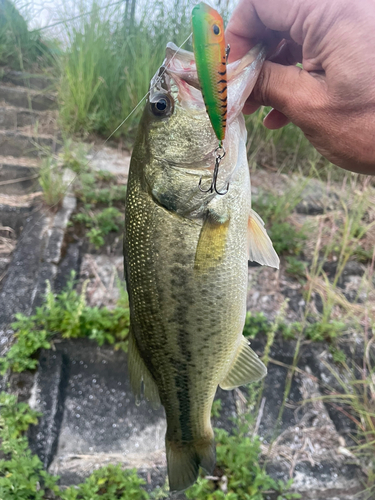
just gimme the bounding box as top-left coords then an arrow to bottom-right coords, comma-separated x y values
226,0 -> 304,61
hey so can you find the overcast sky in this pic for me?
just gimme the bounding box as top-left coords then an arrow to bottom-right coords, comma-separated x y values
15,0 -> 108,30
15,0 -> 233,32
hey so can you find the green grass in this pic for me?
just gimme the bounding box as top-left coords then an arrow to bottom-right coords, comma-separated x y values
0,273 -> 130,375
39,157 -> 67,208
0,0 -> 58,71
73,206 -> 124,247
70,164 -> 126,248
0,393 -> 150,500
58,0 -> 194,139
0,390 -> 298,500
252,186 -> 307,256
185,427 -> 299,500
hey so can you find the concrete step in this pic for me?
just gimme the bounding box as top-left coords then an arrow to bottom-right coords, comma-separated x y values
0,193 -> 76,351
0,130 -> 59,157
0,105 -> 53,130
0,156 -> 41,195
28,339 -> 236,484
0,67 -> 56,91
0,84 -> 57,111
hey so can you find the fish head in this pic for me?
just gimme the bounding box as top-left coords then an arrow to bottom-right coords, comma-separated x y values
146,53 -> 217,170
132,41 -> 266,217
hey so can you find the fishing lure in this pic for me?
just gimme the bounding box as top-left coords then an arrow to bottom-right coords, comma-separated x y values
192,2 -> 229,195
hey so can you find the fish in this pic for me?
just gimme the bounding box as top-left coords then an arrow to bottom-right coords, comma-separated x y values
192,2 -> 228,144
123,41 -> 279,492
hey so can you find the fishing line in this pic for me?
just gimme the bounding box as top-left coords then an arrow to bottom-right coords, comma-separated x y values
0,32 -> 193,288
32,0 -> 126,33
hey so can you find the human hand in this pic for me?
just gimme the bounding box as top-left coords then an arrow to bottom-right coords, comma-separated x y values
226,0 -> 375,175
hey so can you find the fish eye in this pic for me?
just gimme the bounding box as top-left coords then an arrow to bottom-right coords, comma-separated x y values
151,94 -> 173,117
213,24 -> 220,35
156,99 -> 167,111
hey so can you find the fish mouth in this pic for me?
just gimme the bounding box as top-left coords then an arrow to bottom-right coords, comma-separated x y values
149,43 -> 205,114
151,41 -> 267,120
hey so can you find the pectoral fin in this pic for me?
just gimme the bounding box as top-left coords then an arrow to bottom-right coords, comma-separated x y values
128,327 -> 160,408
248,209 -> 279,269
219,336 -> 267,390
194,211 -> 230,274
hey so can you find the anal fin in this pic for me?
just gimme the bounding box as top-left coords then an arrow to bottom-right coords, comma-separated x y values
128,327 -> 160,408
248,209 -> 279,269
219,336 -> 267,390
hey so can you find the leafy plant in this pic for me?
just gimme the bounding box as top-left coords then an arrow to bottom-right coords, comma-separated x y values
0,393 -> 60,499
0,273 -> 130,375
73,206 -> 123,248
252,189 -> 307,256
304,319 -> 346,342
269,222 -> 306,256
0,393 -> 150,500
60,465 -> 149,500
79,185 -> 127,205
285,256 -> 306,281
243,312 -> 269,338
61,139 -> 89,174
185,418 -> 300,500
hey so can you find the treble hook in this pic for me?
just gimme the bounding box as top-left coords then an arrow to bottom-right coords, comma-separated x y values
198,146 -> 229,196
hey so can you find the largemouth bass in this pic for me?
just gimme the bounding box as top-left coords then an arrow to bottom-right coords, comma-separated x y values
124,42 -> 279,492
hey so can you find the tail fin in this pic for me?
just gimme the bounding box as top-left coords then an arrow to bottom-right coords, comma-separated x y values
166,436 -> 216,492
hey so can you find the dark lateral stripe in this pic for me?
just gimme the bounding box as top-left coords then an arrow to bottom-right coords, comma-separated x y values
218,70 -> 226,76
221,104 -> 227,108
221,110 -> 227,116
217,79 -> 226,84
175,369 -> 193,441
220,96 -> 227,102
221,62 -> 226,65
218,86 -> 227,94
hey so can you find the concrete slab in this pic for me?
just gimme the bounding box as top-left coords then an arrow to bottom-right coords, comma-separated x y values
0,68 -> 56,91
0,129 -> 59,157
27,339 -> 237,488
32,339 -> 166,484
0,84 -> 57,111
86,146 -> 131,179
79,254 -> 124,308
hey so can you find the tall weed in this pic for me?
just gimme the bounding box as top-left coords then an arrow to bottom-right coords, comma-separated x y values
0,0 -> 58,70
58,0 -> 195,138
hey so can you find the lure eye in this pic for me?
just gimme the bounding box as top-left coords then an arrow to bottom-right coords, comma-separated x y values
151,94 -> 173,116
213,24 -> 220,35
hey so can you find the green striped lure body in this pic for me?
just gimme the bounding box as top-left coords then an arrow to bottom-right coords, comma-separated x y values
192,2 -> 227,146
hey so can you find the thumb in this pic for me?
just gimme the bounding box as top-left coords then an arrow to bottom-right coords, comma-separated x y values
249,61 -> 327,132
